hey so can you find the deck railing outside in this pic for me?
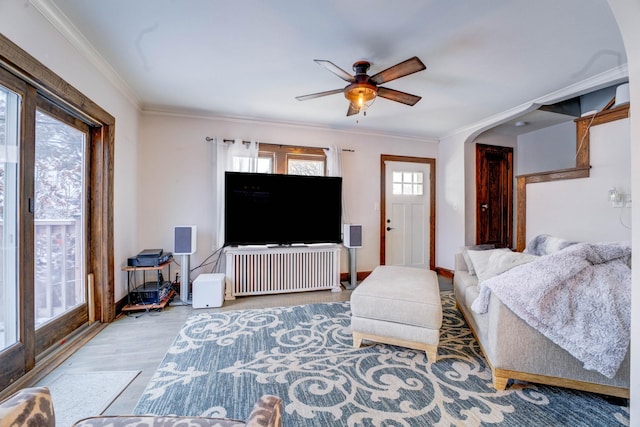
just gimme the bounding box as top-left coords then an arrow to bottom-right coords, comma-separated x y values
34,218 -> 83,326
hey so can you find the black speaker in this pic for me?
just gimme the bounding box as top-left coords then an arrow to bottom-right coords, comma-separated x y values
174,226 -> 197,255
343,224 -> 362,248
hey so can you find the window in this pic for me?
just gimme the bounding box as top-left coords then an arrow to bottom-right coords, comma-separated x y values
287,155 -> 325,176
392,171 -> 424,195
258,144 -> 326,175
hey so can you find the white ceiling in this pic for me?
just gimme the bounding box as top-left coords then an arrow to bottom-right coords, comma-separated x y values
45,0 -> 627,140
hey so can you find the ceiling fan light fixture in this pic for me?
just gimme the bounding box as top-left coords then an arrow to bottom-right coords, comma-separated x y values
345,82 -> 377,110
296,56 -> 426,117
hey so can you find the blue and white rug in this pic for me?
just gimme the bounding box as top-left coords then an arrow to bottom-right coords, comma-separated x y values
134,292 -> 629,426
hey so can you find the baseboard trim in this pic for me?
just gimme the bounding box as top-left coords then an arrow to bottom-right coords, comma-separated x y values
435,267 -> 454,279
340,271 -> 372,282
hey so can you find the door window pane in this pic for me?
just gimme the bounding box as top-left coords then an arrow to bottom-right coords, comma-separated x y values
34,110 -> 86,327
392,171 -> 424,196
0,86 -> 19,349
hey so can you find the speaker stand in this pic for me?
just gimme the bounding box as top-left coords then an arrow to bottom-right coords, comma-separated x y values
341,247 -> 359,290
179,254 -> 192,304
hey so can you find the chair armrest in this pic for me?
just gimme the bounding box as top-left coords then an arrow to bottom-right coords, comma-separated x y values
454,253 -> 468,272
0,387 -> 55,427
245,395 -> 283,427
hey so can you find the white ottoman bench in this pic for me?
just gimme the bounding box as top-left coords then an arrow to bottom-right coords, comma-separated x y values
350,265 -> 442,362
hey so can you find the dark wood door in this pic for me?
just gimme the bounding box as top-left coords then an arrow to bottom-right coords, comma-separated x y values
476,144 -> 513,248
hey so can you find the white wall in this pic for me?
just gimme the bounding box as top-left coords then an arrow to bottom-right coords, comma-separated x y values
436,133 -> 467,270
517,121 -> 576,174
1,1 -> 141,301
606,2 -> 639,422
525,118 -> 631,243
138,112 -> 439,278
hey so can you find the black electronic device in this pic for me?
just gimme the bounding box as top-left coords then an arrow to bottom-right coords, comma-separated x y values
127,249 -> 173,267
138,248 -> 164,258
224,172 -> 342,246
129,281 -> 173,304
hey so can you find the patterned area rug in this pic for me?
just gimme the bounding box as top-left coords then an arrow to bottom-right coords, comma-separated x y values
134,292 -> 629,426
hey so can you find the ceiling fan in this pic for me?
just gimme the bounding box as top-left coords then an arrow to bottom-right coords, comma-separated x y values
296,56 -> 426,116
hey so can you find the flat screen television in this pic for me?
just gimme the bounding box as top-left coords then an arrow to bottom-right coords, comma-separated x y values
224,171 -> 343,246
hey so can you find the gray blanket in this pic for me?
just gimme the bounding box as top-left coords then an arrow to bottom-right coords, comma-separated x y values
471,242 -> 631,378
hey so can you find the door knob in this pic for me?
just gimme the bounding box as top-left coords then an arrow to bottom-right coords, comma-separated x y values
386,227 -> 394,231
481,204 -> 488,211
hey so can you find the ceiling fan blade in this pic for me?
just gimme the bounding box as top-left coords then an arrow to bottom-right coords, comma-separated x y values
370,56 -> 426,85
347,103 -> 360,116
377,87 -> 422,106
314,60 -> 355,82
295,88 -> 344,101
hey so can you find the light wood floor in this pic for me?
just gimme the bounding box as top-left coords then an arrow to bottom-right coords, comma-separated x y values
35,277 -> 453,416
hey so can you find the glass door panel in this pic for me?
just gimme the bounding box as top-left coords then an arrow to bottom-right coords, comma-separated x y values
34,109 -> 87,327
0,85 -> 20,351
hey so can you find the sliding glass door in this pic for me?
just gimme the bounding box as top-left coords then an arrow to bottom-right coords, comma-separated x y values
0,70 -> 91,387
0,34 -> 115,390
33,104 -> 88,342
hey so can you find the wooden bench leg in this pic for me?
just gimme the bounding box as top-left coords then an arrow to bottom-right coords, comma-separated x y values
425,346 -> 438,364
353,332 -> 363,349
493,373 -> 509,390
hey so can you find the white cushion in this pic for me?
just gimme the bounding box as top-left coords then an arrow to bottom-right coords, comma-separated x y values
477,251 -> 538,284
461,244 -> 495,275
465,248 -> 510,283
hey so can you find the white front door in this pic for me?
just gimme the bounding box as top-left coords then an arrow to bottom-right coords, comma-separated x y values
384,160 -> 430,267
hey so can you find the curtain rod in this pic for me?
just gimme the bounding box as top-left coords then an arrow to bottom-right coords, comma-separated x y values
204,136 -> 354,152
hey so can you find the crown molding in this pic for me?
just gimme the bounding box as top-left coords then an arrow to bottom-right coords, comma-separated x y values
142,106 -> 440,144
29,0 -> 141,109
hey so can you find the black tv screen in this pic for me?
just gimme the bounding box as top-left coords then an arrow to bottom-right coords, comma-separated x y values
224,171 -> 343,246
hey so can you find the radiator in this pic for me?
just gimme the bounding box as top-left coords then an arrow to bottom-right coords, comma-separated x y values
224,244 -> 341,299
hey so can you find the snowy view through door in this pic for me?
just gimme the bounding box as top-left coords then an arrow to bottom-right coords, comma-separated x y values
34,110 -> 86,326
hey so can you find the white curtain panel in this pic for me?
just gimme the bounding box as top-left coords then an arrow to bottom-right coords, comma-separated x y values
324,145 -> 348,224
324,145 -> 342,177
213,138 -> 259,249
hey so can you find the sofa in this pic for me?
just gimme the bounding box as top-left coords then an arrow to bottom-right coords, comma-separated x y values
0,386 -> 283,427
453,244 -> 630,398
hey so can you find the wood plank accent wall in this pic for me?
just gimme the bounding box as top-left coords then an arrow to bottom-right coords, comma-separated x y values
515,103 -> 629,251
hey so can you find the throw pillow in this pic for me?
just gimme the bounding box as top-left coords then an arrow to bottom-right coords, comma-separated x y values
461,244 -> 495,275
477,251 -> 539,285
465,248 -> 510,281
523,234 -> 579,256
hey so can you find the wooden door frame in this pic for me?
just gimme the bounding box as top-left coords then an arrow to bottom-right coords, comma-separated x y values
380,155 -> 436,269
